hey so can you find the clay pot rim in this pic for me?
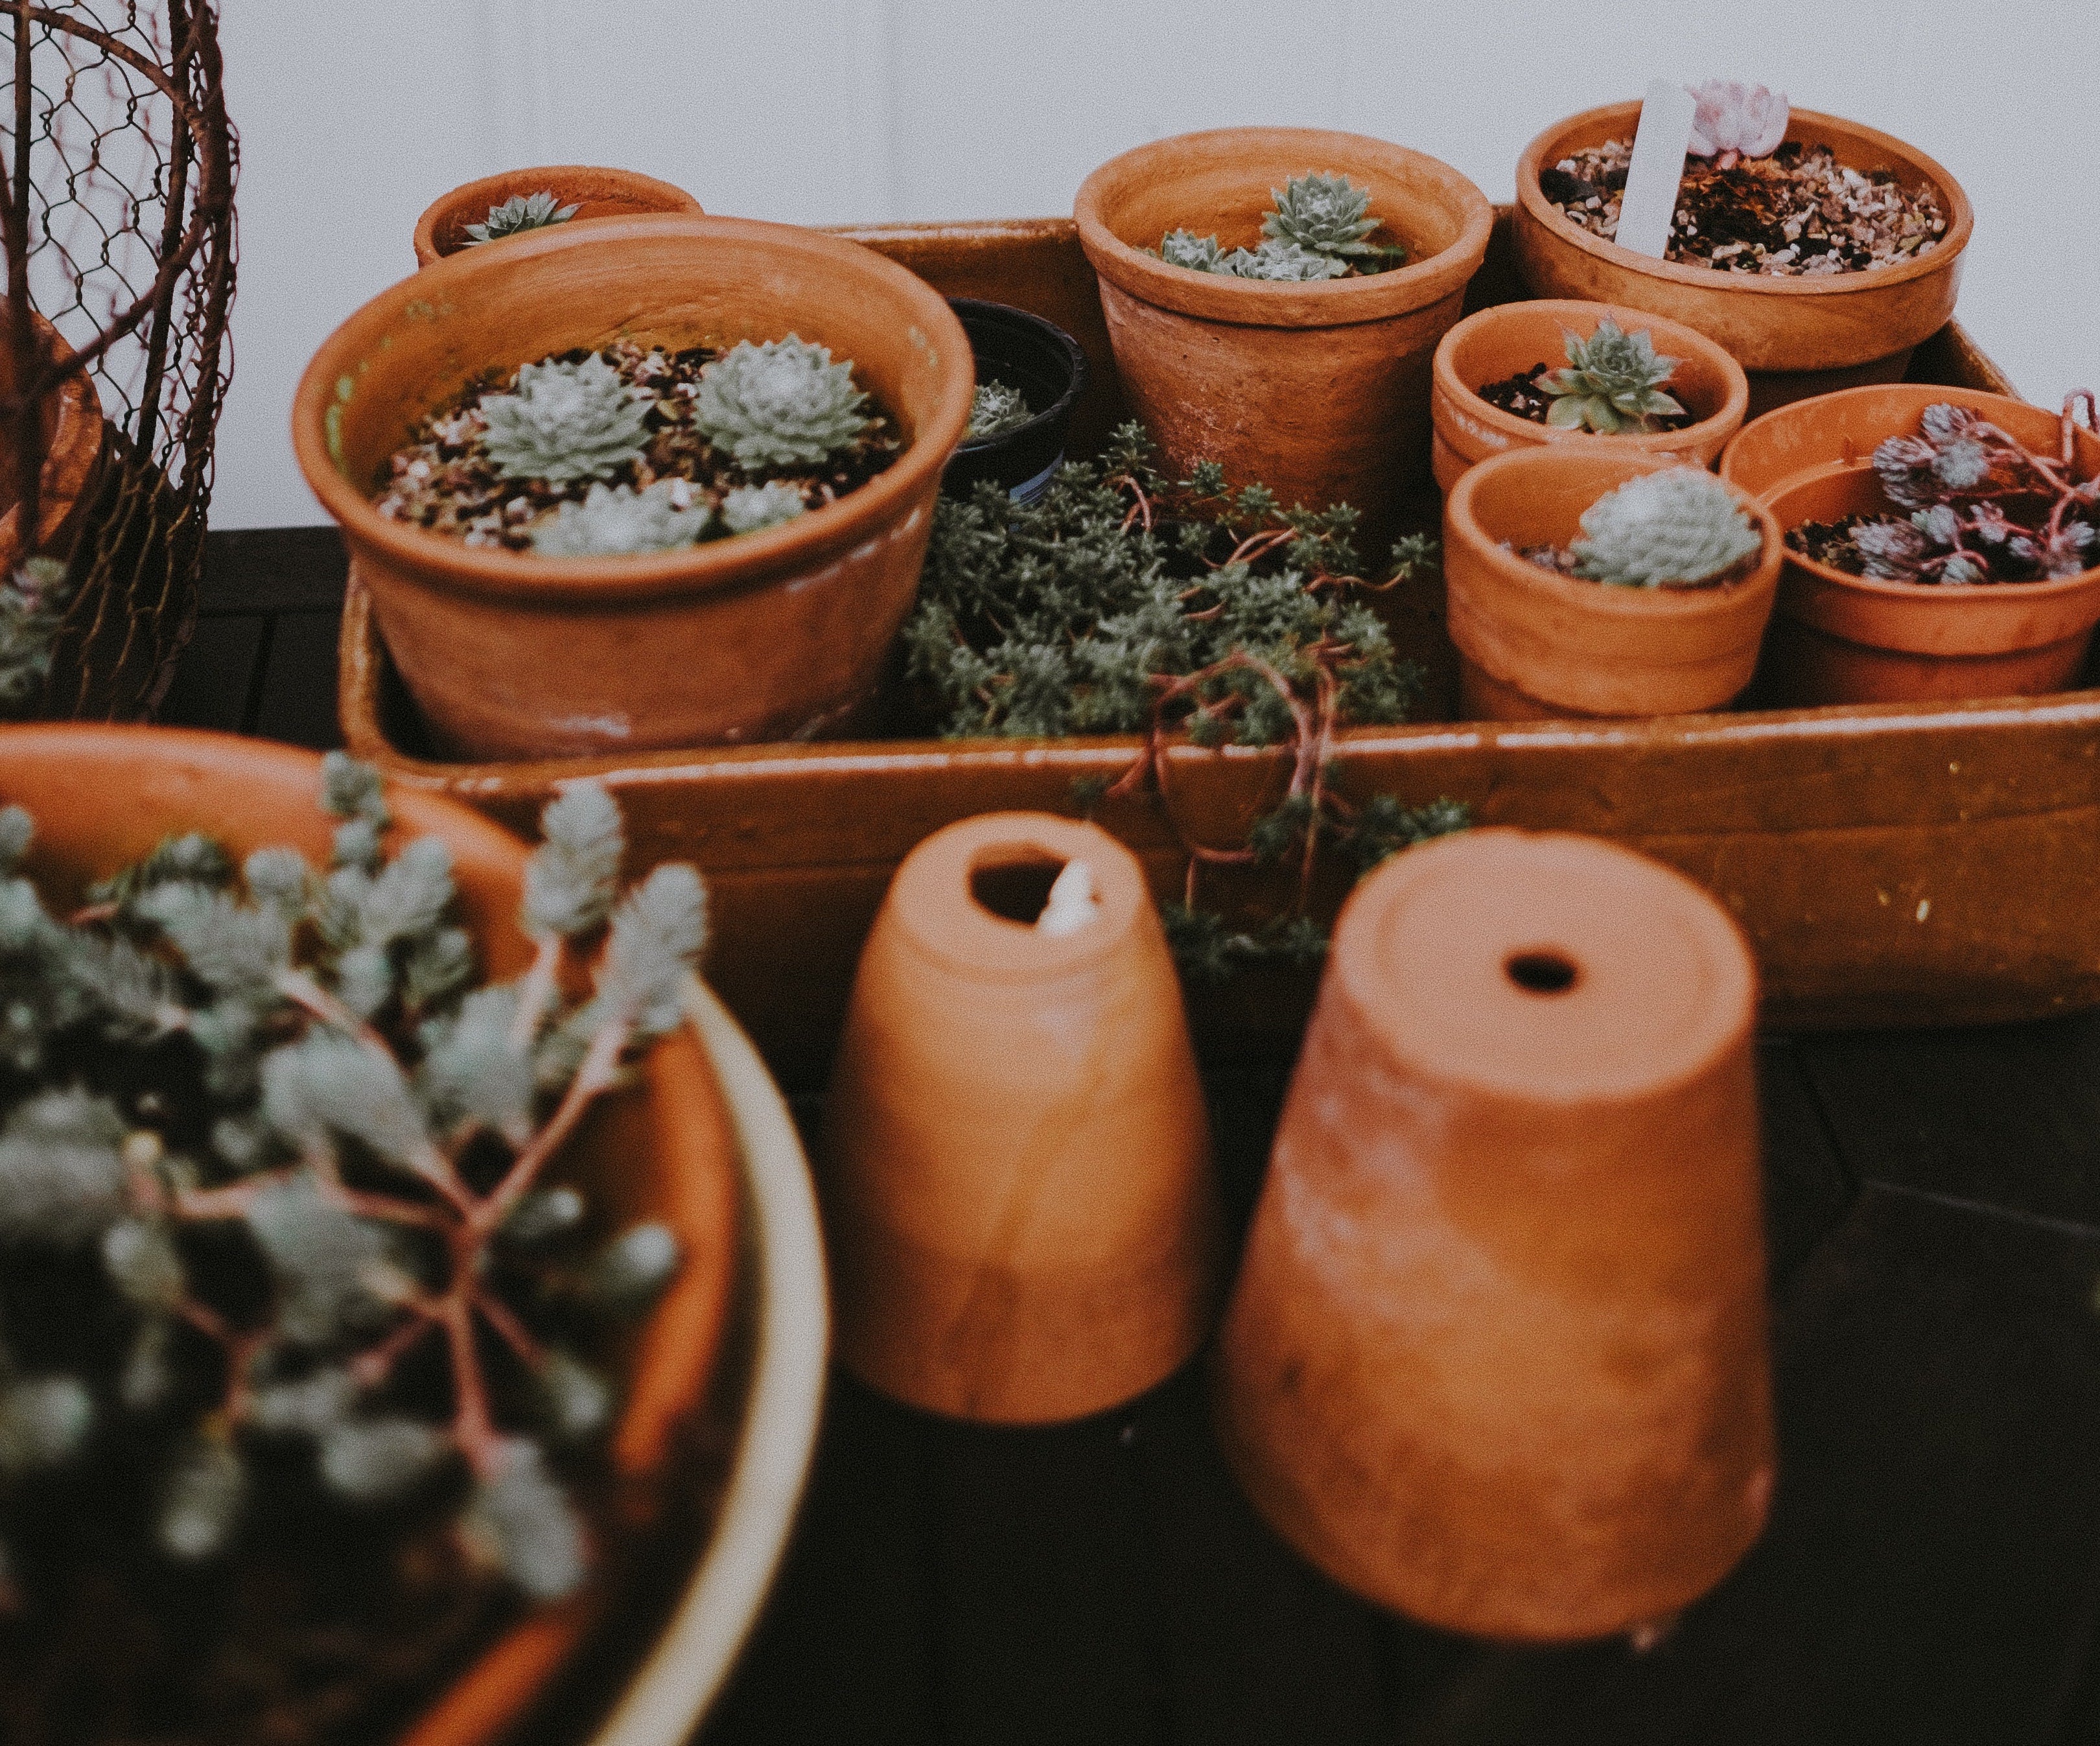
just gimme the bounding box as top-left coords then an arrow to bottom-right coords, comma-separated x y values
292,213 -> 974,608
411,164 -> 705,268
1514,102 -> 1974,304
1446,447 -> 1784,623
1766,457 -> 2100,607
1073,126 -> 1494,330
888,811 -> 1148,986
1432,297 -> 1751,456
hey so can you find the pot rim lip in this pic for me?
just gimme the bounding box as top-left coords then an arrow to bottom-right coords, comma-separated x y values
945,296 -> 1090,458
1767,457 -> 2100,605
1445,447 -> 1784,619
293,213 -> 975,607
412,163 -> 705,266
1513,100 -> 1974,302
1432,297 -> 1751,454
1073,125 -> 1494,329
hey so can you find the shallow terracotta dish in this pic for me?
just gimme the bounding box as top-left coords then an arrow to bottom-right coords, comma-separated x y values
412,165 -> 703,268
1074,127 -> 1491,547
1430,298 -> 1748,492
293,215 -> 974,760
1216,826 -> 1773,1642
1723,384 -> 2100,705
1513,103 -> 1972,415
0,724 -> 749,1746
1444,447 -> 1782,719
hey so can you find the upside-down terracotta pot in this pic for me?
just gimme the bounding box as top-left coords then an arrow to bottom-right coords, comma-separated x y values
1721,384 -> 2100,705
1430,299 -> 1749,493
1215,826 -> 1773,1642
0,725 -> 741,1746
1074,127 -> 1492,549
821,811 -> 1220,1425
0,310 -> 106,577
294,215 -> 974,761
412,164 -> 704,268
1513,103 -> 1972,417
1443,447 -> 1782,720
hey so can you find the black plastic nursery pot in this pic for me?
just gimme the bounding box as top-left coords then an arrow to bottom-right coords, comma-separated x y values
942,297 -> 1088,505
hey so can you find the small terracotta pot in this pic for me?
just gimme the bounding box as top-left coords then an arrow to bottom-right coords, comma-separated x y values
821,811 -> 1220,1425
294,215 -> 974,761
1215,826 -> 1773,1642
1513,103 -> 1972,414
1430,299 -> 1748,493
0,725 -> 741,1746
1721,384 -> 2100,705
412,165 -> 703,268
0,310 -> 105,577
1074,127 -> 1493,549
1443,447 -> 1782,720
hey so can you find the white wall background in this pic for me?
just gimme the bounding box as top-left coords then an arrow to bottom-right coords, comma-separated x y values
215,0 -> 2100,529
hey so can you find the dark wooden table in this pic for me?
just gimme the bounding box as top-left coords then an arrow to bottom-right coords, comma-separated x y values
176,531 -> 2100,1745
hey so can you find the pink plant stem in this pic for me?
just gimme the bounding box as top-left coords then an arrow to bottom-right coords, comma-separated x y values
438,1274 -> 503,1478
351,1309 -> 438,1390
472,1286 -> 548,1374
478,1013 -> 633,1234
506,933 -> 564,1053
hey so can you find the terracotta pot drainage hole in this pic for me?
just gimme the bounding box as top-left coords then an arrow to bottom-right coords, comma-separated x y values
970,853 -> 1069,925
1506,949 -> 1580,994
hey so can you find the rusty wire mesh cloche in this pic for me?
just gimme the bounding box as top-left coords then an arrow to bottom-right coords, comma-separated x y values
0,0 -> 233,721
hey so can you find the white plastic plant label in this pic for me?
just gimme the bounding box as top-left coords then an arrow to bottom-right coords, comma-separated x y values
1615,79 -> 1698,259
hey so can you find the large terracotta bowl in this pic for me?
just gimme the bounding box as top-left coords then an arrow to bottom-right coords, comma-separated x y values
1513,103 -> 1972,412
1075,127 -> 1492,549
1430,298 -> 1749,492
1444,447 -> 1783,720
294,215 -> 975,761
0,725 -> 743,1746
412,165 -> 704,268
1722,385 -> 2100,706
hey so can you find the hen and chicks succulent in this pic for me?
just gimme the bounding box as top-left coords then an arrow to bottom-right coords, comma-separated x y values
1569,468 -> 1762,588
1539,319 -> 1686,436
462,190 -> 580,246
1155,171 -> 1407,283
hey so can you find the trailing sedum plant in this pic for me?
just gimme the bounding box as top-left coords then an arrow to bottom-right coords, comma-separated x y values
1571,467 -> 1762,588
1155,172 -> 1406,281
694,335 -> 873,469
1539,319 -> 1686,435
480,354 -> 653,487
0,756 -> 703,1613
463,190 -> 580,246
906,423 -> 1465,972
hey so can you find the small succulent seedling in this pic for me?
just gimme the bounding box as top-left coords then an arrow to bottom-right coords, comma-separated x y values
463,190 -> 580,246
719,480 -> 808,535
694,336 -> 871,471
480,354 -> 653,487
1685,81 -> 1788,169
0,758 -> 707,1609
531,480 -> 712,558
1571,467 -> 1760,588
1154,172 -> 1405,281
967,382 -> 1033,441
1539,319 -> 1686,434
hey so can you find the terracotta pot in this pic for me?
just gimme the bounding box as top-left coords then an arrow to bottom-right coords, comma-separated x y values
0,725 -> 741,1746
1215,826 -> 1773,1642
821,811 -> 1220,1425
1430,299 -> 1747,493
293,215 -> 974,762
1513,103 -> 1972,413
1721,384 -> 2100,705
412,165 -> 704,268
1074,126 -> 1493,549
1443,447 -> 1782,719
0,310 -> 105,577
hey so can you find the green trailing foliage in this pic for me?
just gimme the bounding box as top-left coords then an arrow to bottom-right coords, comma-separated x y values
693,335 -> 872,470
1154,171 -> 1406,281
480,354 -> 653,487
0,755 -> 705,1612
0,557 -> 75,717
1571,467 -> 1762,588
1539,318 -> 1686,435
463,189 -> 579,246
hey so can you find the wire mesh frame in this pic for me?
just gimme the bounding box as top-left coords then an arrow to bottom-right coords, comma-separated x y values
0,0 -> 235,721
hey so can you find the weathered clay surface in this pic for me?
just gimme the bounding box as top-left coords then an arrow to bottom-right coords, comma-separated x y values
411,164 -> 703,268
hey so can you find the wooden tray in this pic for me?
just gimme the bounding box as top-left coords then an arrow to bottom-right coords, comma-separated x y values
340,213 -> 2096,1079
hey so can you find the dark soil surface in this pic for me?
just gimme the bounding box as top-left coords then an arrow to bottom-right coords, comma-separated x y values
1476,362 -> 1696,432
374,340 -> 902,551
1786,515 -> 1874,576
